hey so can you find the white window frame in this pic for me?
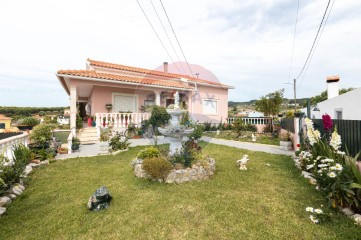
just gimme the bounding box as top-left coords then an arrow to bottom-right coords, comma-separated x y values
202,99 -> 218,115
112,92 -> 138,113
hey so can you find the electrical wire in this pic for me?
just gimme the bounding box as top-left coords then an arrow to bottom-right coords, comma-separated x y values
297,0 -> 336,89
136,0 -> 182,74
149,0 -> 187,75
294,0 -> 331,80
287,0 -> 300,83
159,0 -> 195,77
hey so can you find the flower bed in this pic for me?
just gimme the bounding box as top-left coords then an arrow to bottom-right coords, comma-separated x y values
294,116 -> 361,225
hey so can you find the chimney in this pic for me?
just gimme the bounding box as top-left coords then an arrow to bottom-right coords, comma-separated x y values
163,62 -> 168,73
326,76 -> 340,99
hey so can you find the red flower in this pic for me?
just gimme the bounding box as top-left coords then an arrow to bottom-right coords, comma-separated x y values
322,114 -> 333,131
297,144 -> 300,148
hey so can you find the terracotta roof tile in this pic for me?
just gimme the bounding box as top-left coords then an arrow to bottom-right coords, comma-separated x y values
87,59 -> 227,87
57,70 -> 193,90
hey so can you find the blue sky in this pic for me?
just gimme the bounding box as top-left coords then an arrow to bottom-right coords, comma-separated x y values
0,0 -> 360,106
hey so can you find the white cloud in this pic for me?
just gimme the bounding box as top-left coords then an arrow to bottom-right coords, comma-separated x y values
0,0 -> 360,106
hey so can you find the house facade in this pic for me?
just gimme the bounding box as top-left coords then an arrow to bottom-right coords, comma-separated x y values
306,76 -> 361,120
0,114 -> 12,129
56,59 -> 233,134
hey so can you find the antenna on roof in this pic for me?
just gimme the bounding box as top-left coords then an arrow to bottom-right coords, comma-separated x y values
195,73 -> 200,79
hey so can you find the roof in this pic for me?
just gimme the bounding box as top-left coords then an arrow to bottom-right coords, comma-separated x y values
0,114 -> 12,120
57,70 -> 194,90
87,59 -> 231,88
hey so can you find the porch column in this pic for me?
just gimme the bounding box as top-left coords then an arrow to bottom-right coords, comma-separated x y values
70,86 -> 77,135
154,90 -> 161,106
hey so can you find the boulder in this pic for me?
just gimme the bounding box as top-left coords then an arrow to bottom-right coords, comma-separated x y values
87,186 -> 112,211
352,214 -> 361,226
23,165 -> 33,176
12,186 -> 23,196
340,207 -> 354,216
0,197 -> 11,207
17,184 -> 25,191
31,159 -> 41,164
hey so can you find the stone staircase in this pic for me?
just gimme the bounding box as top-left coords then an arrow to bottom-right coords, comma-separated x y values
77,127 -> 98,145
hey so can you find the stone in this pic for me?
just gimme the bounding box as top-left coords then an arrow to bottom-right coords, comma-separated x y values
352,214 -> 361,226
8,194 -> 16,200
23,165 -> 33,176
39,160 -> 49,165
29,163 -> 40,168
340,207 -> 354,216
17,184 -> 25,191
0,197 -> 11,207
0,207 -> 6,216
301,171 -> 313,179
12,186 -> 23,195
31,159 -> 41,164
87,186 -> 112,211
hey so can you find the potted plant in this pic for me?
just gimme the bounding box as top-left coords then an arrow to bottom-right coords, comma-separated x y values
91,115 -> 96,127
105,104 -> 112,111
29,124 -> 55,149
71,137 -> 80,151
57,147 -> 68,154
294,111 -> 305,118
17,117 -> 39,131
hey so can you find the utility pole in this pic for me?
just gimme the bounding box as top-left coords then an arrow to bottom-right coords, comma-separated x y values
293,78 -> 297,113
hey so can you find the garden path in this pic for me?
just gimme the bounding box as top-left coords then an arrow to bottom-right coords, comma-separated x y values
56,136 -> 294,160
201,136 -> 295,156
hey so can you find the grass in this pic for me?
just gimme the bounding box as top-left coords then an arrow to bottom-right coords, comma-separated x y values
204,131 -> 280,145
0,143 -> 359,239
53,131 -> 70,144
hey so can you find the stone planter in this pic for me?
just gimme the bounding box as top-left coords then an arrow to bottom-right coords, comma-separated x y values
133,157 -> 216,184
111,148 -> 129,155
280,141 -> 293,151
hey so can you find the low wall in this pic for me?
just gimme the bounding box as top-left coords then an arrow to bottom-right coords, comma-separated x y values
0,132 -> 29,161
133,157 -> 216,184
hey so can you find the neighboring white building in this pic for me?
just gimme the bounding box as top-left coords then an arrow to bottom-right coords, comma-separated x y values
305,76 -> 361,120
236,110 -> 264,117
57,116 -> 70,125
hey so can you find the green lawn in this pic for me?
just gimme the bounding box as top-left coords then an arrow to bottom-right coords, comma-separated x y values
204,131 -> 280,146
53,131 -> 70,144
0,143 -> 359,239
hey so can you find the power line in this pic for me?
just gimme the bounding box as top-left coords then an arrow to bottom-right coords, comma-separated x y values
294,0 -> 331,80
287,0 -> 300,84
159,0 -> 195,77
149,0 -> 187,75
136,0 -> 182,74
298,0 -> 336,88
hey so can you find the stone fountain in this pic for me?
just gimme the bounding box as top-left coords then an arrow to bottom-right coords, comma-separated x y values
158,91 -> 194,154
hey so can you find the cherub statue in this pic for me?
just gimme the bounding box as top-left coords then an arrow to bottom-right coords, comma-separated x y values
237,154 -> 250,170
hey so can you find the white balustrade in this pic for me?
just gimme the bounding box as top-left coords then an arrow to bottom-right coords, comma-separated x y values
95,112 -> 150,129
0,132 -> 30,162
226,117 -> 272,126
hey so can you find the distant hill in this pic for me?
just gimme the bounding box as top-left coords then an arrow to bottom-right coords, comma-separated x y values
229,98 -> 308,107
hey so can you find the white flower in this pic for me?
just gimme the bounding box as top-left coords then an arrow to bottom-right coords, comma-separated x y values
305,118 -> 314,130
330,166 -> 336,171
337,151 -> 346,155
306,164 -> 315,170
318,164 -> 328,168
330,129 -> 342,151
120,137 -> 126,142
335,163 -> 343,171
316,156 -> 321,160
314,209 -> 323,214
328,172 -> 337,178
309,215 -> 319,224
307,129 -> 320,146
317,169 -> 323,174
306,207 -> 314,212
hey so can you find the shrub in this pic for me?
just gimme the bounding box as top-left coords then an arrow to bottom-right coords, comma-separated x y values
137,147 -> 160,159
188,124 -> 204,140
18,117 -> 39,126
232,118 -> 246,137
180,111 -> 190,126
142,156 -> 173,180
203,121 -> 212,131
246,124 -> 257,132
148,106 -> 171,128
30,124 -> 56,145
100,128 -> 111,141
109,132 -> 130,151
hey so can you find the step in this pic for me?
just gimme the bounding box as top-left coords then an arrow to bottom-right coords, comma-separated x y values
78,133 -> 98,138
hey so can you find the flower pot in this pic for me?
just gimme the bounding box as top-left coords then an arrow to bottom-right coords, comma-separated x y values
57,148 -> 68,154
87,117 -> 93,127
71,144 -> 80,151
294,112 -> 305,118
92,121 -> 96,127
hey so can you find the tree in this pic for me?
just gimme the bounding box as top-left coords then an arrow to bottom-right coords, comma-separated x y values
255,89 -> 284,116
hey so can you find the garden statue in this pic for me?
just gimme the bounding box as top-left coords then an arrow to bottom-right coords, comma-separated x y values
173,91 -> 180,109
251,133 -> 256,142
237,154 -> 250,170
87,186 -> 112,211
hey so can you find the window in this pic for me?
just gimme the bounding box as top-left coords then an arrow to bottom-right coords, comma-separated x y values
203,99 -> 217,114
335,110 -> 343,120
144,100 -> 155,107
113,93 -> 137,113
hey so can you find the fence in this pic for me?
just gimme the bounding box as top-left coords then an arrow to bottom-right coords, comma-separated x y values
227,117 -> 272,125
96,112 -> 150,128
312,119 -> 361,157
280,118 -> 295,133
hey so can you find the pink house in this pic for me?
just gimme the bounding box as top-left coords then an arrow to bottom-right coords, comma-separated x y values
56,59 -> 233,134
